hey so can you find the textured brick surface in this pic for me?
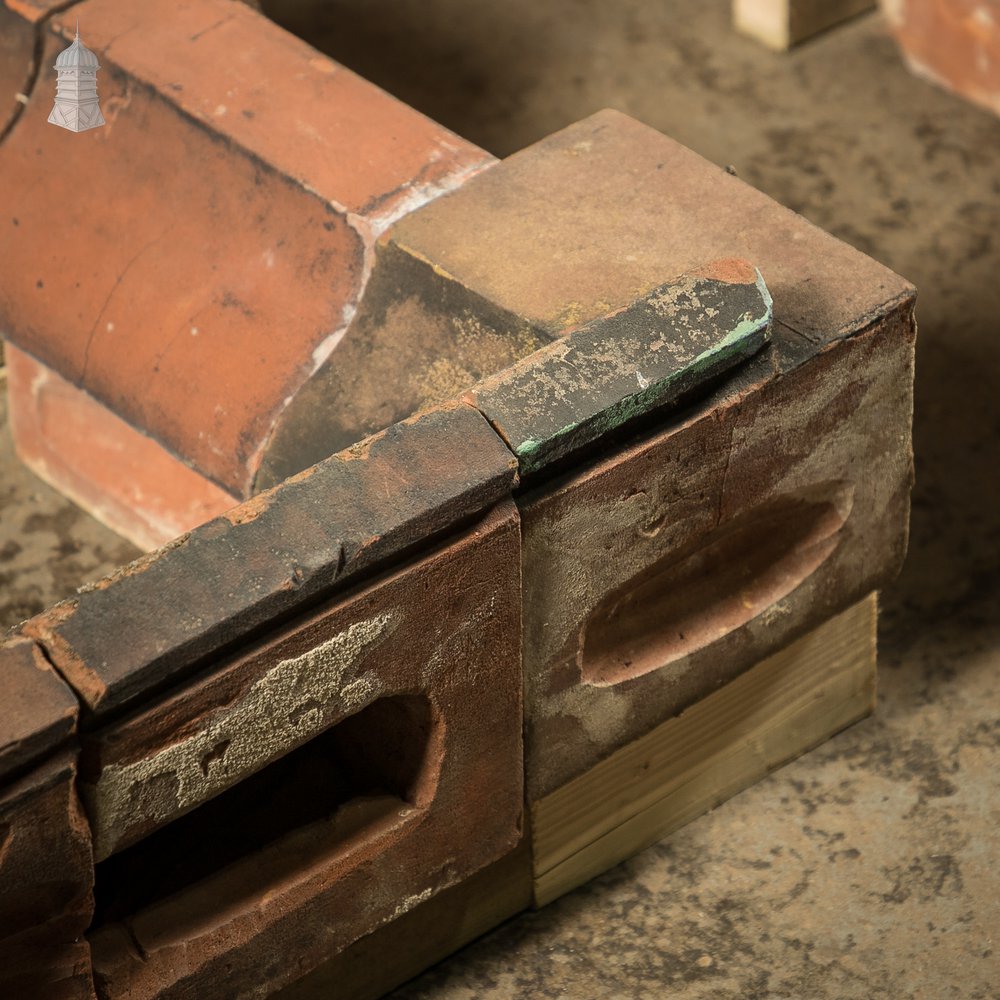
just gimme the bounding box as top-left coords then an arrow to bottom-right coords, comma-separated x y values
521,312 -> 915,800
264,110 -> 913,482
22,401 -> 518,718
465,260 -> 772,480
0,633 -> 78,780
6,344 -> 239,551
0,0 -> 494,496
882,0 -> 1000,116
85,500 -> 522,1000
315,109 -> 912,802
381,110 -> 912,342
0,753 -> 95,1000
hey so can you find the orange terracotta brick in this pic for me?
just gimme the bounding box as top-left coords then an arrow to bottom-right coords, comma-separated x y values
882,0 -> 1000,116
0,0 -> 494,500
6,344 -> 239,550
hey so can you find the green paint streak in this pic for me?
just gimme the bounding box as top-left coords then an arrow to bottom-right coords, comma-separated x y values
515,271 -> 772,475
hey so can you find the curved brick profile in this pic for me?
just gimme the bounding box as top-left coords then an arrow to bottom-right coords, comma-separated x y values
882,0 -> 1000,116
0,105 -> 917,997
0,0 -> 495,507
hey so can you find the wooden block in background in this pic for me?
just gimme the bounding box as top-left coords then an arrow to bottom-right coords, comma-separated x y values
532,593 -> 877,906
734,0 -> 876,49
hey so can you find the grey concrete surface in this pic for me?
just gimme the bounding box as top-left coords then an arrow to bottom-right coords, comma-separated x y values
2,1 -> 998,997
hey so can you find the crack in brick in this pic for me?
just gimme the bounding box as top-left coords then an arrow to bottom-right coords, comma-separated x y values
80,227 -> 175,383
189,13 -> 237,44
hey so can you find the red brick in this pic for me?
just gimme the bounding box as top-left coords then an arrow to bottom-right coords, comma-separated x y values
326,110 -> 913,800
520,312 -> 914,799
882,0 -> 1000,116
0,0 -> 494,497
23,401 -> 517,717
0,634 -> 78,780
84,500 -> 522,999
6,344 -> 239,551
0,753 -> 95,1000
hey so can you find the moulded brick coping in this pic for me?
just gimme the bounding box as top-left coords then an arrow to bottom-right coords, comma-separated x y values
0,0 -> 495,497
0,634 -> 78,783
20,401 -> 518,719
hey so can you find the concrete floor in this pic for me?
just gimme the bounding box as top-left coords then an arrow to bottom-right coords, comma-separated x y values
2,1 -> 999,997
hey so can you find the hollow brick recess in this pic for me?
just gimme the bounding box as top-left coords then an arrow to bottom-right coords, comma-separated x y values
0,0 -> 495,500
329,109 -> 912,799
9,399 -> 523,997
0,102 -> 917,996
85,500 -> 523,1000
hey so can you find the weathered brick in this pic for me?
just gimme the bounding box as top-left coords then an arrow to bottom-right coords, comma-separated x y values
257,235 -> 550,488
520,312 -> 914,799
464,260 -> 772,480
84,499 -> 522,999
0,0 -> 494,500
377,110 -> 912,342
882,0 -> 1000,116
328,110 -> 913,800
0,753 -> 95,999
0,633 -> 78,779
23,401 -> 517,718
0,636 -> 91,996
263,110 -> 914,481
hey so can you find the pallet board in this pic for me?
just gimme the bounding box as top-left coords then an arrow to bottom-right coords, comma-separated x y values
532,594 -> 877,906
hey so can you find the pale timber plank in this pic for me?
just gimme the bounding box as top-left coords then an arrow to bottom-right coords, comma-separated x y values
734,0 -> 876,49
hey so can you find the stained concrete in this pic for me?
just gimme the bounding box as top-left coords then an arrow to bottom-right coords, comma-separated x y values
1,0 -> 998,997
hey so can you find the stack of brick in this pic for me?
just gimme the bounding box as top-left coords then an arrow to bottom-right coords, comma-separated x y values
0,0 -> 496,548
0,2 -> 917,996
